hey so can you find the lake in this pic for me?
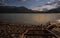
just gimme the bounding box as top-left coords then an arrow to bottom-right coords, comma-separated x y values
0,13 -> 60,25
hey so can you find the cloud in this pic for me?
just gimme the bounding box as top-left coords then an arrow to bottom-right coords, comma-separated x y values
41,5 -> 57,10
50,0 -> 55,2
22,0 -> 27,1
31,7 -> 40,11
0,0 -> 8,5
31,5 -> 57,11
17,0 -> 40,2
17,0 -> 27,2
35,0 -> 39,1
30,0 -> 60,11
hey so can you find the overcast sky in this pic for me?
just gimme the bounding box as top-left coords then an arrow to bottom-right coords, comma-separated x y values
1,0 -> 50,8
0,13 -> 60,25
1,0 -> 59,10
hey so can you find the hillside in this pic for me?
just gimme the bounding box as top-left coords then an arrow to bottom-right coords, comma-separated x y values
45,7 -> 60,13
0,6 -> 36,13
0,6 -> 60,13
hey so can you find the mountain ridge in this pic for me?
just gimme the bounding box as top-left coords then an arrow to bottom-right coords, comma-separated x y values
0,6 -> 60,13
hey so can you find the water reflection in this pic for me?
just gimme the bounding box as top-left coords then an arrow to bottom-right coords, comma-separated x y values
0,13 -> 60,25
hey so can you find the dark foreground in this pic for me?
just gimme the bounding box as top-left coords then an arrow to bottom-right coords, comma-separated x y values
0,22 -> 60,38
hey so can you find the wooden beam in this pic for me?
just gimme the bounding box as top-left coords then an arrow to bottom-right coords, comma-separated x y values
46,29 -> 59,38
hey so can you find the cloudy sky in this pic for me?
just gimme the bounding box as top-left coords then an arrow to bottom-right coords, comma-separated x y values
0,13 -> 60,25
1,0 -> 60,11
1,0 -> 50,8
1,0 -> 60,10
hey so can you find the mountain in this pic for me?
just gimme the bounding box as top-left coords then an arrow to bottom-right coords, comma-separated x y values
45,7 -> 60,13
16,6 -> 36,13
0,6 -> 17,13
0,6 -> 36,13
0,5 -> 60,13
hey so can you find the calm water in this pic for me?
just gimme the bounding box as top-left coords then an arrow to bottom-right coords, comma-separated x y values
0,13 -> 60,25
